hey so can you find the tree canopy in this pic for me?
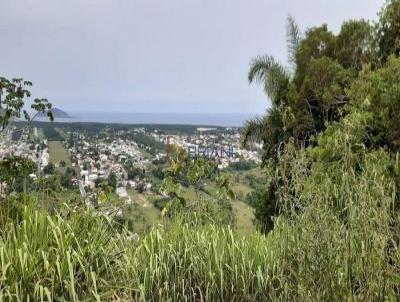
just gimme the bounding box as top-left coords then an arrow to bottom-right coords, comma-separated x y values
245,0 -> 400,232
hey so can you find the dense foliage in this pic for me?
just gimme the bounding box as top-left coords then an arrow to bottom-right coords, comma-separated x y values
244,0 -> 400,233
40,123 -> 63,141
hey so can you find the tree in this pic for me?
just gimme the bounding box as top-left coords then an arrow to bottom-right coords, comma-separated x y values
244,53 -> 290,163
243,15 -> 376,233
83,162 -> 90,171
159,147 -> 235,226
299,57 -> 347,127
247,55 -> 290,108
377,0 -> 400,62
243,0 -> 400,234
107,173 -> 117,191
151,166 -> 165,179
36,175 -> 61,204
0,156 -> 37,194
347,56 -> 400,148
43,163 -> 55,175
60,167 -> 76,189
65,167 -> 76,177
286,15 -> 302,71
242,108 -> 285,164
136,182 -> 146,193
0,77 -> 53,133
335,19 -> 374,70
127,166 -> 144,180
0,76 -> 53,196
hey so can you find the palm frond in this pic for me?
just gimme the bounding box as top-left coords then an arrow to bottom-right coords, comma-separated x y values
242,115 -> 267,147
286,15 -> 301,70
242,107 -> 284,146
248,55 -> 289,103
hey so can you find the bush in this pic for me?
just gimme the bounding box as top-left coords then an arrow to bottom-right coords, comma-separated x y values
43,163 -> 55,175
229,160 -> 257,171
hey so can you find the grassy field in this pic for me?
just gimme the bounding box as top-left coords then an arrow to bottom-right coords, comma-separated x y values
129,191 -> 160,222
232,200 -> 255,234
48,141 -> 71,170
124,190 -> 162,233
181,185 -> 255,233
123,186 -> 256,234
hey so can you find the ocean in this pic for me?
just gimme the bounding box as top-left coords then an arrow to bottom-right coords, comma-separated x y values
40,112 -> 259,127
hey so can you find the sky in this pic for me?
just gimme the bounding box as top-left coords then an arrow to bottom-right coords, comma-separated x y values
0,0 -> 384,114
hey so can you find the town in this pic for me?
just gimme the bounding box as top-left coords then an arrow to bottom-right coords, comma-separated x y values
0,123 -> 261,205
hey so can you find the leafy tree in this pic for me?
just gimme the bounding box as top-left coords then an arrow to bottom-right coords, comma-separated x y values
0,77 -> 53,133
127,166 -> 144,180
0,76 -> 53,197
60,173 -> 72,189
82,162 -> 90,171
294,24 -> 336,87
243,52 -> 291,164
60,167 -> 76,189
136,182 -> 146,193
228,160 -> 256,171
0,156 -> 37,194
347,56 -> 400,148
107,173 -> 117,191
377,0 -> 400,62
335,19 -> 374,70
151,166 -> 165,179
242,8 -> 388,233
35,175 -> 62,204
160,147 -> 235,226
65,167 -> 76,177
299,57 -> 348,128
43,163 -> 55,175
247,55 -> 290,108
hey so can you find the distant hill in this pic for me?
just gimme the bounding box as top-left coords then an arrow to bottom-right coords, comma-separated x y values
38,108 -> 71,118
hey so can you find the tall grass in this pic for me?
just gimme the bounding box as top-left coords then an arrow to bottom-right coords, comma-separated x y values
1,148 -> 400,300
124,221 -> 276,301
0,202 -> 276,301
0,203 -> 125,301
268,145 -> 400,301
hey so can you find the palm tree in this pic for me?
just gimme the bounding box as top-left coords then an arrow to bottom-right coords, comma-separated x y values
286,15 -> 301,72
242,16 -> 302,164
242,108 -> 285,163
247,55 -> 290,106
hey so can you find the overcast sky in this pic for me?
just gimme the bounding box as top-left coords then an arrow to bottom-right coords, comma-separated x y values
1,0 -> 384,114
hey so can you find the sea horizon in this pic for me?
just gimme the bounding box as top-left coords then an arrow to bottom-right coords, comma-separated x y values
37,111 -> 260,127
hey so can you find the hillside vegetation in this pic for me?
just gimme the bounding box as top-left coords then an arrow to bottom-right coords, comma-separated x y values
1,0 -> 400,300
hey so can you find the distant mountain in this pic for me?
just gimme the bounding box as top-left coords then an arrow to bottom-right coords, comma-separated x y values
38,108 -> 71,118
